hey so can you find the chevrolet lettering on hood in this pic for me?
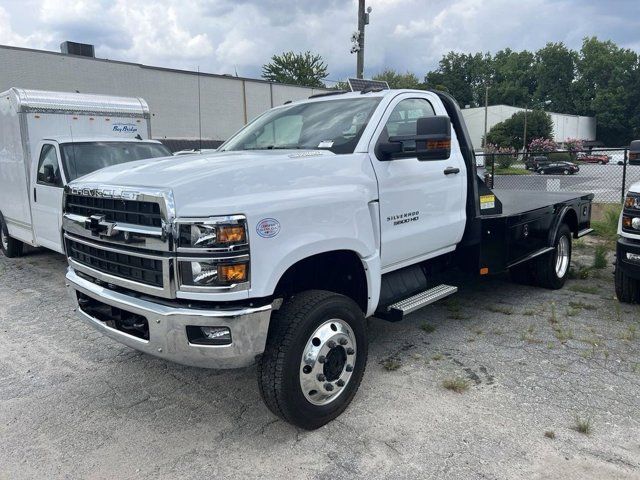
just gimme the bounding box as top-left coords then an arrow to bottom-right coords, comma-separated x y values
69,186 -> 140,201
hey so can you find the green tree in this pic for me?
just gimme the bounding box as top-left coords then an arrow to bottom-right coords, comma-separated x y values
373,69 -> 424,89
424,52 -> 489,107
533,42 -> 577,114
573,37 -> 640,146
262,51 -> 328,87
488,49 -> 536,106
486,110 -> 553,149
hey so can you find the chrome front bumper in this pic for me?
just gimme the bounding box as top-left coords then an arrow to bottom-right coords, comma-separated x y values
66,267 -> 273,369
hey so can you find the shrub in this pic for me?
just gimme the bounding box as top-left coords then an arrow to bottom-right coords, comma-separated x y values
529,137 -> 558,153
548,152 -> 572,162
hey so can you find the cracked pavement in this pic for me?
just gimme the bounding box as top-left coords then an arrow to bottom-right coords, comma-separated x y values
0,240 -> 639,479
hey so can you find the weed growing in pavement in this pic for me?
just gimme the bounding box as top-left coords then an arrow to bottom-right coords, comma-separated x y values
448,311 -> 469,320
382,357 -> 401,371
547,342 -> 555,349
621,324 -> 637,341
569,265 -> 591,280
566,307 -> 579,317
523,309 -> 536,316
569,285 -> 598,295
593,244 -> 608,269
431,353 -> 443,361
520,324 -> 540,344
549,302 -> 558,324
592,206 -> 622,246
486,305 -> 513,315
574,416 -> 592,435
544,430 -> 556,439
553,325 -> 574,343
569,301 -> 597,311
443,377 -> 469,393
614,303 -> 622,322
421,322 -> 436,333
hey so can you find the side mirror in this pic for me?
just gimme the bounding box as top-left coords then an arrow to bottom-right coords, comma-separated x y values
385,116 -> 452,161
377,141 -> 402,161
629,140 -> 640,165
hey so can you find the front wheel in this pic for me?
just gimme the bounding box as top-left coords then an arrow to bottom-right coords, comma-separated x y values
533,224 -> 572,289
0,214 -> 23,258
258,290 -> 368,430
539,170 -> 545,175
615,261 -> 640,303
563,169 -> 569,175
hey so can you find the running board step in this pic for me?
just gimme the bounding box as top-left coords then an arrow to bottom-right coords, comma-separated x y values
378,284 -> 458,322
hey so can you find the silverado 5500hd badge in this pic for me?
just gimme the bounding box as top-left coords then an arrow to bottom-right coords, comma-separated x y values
387,211 -> 420,226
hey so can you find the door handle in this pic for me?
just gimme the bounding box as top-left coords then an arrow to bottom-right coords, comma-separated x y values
34,187 -> 37,202
444,167 -> 460,175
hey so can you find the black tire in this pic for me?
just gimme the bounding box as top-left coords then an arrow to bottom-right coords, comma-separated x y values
0,214 -> 23,258
510,262 -> 535,285
257,290 -> 368,430
533,224 -> 572,289
539,170 -> 545,175
615,260 -> 640,304
563,169 -> 569,175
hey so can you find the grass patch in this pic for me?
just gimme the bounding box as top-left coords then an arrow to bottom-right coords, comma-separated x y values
566,307 -> 580,317
592,205 -> 621,245
621,324 -> 637,341
568,265 -> 591,280
593,244 -> 608,269
442,377 -> 469,393
568,301 -> 597,311
544,430 -> 556,439
522,309 -> 536,316
431,353 -> 443,361
553,325 -> 574,343
382,357 -> 402,371
569,284 -> 599,295
549,302 -> 558,324
494,166 -> 531,175
574,416 -> 592,435
486,304 -> 513,315
420,322 -> 436,333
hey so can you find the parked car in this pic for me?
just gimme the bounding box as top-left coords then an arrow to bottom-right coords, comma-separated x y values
577,152 -> 610,164
525,155 -> 550,170
538,161 -> 580,175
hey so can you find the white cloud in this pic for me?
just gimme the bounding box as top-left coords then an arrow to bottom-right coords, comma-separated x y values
0,6 -> 50,48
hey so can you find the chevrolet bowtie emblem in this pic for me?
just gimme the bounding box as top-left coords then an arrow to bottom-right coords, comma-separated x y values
84,214 -> 117,237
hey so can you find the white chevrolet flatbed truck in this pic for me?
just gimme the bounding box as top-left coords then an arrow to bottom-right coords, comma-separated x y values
615,140 -> 640,303
0,88 -> 171,256
62,88 -> 594,429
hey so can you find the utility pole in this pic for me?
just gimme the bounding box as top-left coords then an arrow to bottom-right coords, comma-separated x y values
483,84 -> 489,150
523,105 -> 528,152
351,0 -> 371,79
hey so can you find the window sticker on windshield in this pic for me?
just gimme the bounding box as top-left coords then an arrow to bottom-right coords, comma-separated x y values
318,140 -> 334,149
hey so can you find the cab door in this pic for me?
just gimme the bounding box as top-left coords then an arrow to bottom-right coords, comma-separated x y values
31,142 -> 65,253
369,94 -> 467,271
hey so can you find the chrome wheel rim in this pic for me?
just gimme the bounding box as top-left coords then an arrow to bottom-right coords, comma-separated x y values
0,227 -> 7,251
299,319 -> 356,406
555,235 -> 570,278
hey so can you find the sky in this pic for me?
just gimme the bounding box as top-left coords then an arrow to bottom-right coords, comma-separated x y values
0,0 -> 639,84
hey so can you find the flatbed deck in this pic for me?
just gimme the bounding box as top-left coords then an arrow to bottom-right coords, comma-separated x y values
488,189 -> 594,217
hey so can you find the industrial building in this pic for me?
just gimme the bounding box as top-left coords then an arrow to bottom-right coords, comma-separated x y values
461,104 -> 596,150
0,43 -> 327,150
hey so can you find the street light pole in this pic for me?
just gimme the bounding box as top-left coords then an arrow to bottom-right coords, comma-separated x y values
483,84 -> 489,150
523,105 -> 528,152
352,0 -> 371,79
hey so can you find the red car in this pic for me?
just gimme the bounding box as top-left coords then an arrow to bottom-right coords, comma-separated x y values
577,152 -> 610,164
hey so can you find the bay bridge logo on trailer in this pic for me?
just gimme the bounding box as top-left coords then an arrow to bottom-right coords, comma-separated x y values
112,123 -> 138,133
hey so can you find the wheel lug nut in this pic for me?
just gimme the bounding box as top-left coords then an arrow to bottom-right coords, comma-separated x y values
327,340 -> 337,349
336,379 -> 345,387
317,355 -> 326,364
324,383 -> 334,391
346,364 -> 353,372
339,338 -> 348,346
317,373 -> 326,381
346,347 -> 355,355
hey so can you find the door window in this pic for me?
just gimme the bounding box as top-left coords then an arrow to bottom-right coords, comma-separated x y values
378,98 -> 436,155
37,144 -> 63,187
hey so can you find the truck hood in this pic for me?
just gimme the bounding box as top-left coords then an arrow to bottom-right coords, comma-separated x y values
70,149 -> 378,217
628,182 -> 640,195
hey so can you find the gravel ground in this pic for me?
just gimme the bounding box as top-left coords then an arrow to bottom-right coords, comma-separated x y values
0,240 -> 639,480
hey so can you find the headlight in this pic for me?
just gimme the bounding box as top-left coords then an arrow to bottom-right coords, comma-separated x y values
180,260 -> 248,287
622,215 -> 640,231
177,217 -> 247,249
624,194 -> 640,210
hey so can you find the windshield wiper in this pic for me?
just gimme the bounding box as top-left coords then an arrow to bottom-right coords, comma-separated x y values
241,145 -> 307,151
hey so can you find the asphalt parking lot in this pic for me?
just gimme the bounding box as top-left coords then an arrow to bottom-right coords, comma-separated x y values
482,163 -> 640,203
1,240 -> 639,480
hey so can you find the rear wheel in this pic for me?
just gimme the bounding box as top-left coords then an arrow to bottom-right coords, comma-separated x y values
563,169 -> 569,175
258,290 -> 368,430
533,224 -> 572,289
539,170 -> 545,175
615,260 -> 640,303
0,214 -> 23,258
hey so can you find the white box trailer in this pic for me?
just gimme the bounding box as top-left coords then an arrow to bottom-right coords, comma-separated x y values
0,88 -> 171,256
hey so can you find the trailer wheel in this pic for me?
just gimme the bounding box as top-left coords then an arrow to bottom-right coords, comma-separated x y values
615,261 -> 640,304
0,214 -> 23,258
257,290 -> 367,430
534,224 -> 571,289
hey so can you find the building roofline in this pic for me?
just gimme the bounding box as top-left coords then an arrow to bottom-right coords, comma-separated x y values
0,43 -> 331,91
462,103 -> 593,119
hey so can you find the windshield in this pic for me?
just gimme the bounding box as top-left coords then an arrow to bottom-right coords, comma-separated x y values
221,97 -> 381,154
60,141 -> 172,181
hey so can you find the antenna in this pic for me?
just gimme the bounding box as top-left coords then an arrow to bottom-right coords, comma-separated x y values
197,65 -> 202,152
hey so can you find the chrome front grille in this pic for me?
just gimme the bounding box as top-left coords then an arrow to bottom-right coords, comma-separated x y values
65,194 -> 163,228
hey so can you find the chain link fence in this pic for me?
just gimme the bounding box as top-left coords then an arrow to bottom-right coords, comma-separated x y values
476,148 -> 637,203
